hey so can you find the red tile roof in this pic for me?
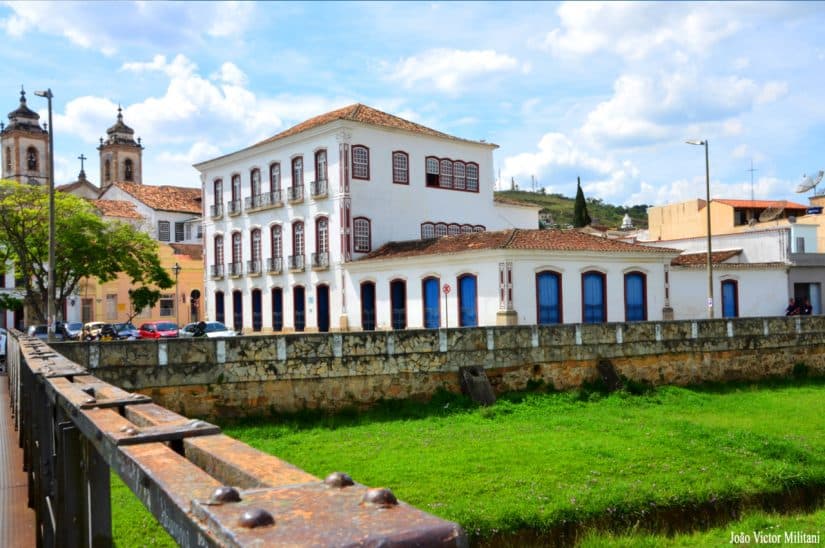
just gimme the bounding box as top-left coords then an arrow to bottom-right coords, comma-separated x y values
671,249 -> 742,266
170,243 -> 203,260
90,199 -> 143,220
112,182 -> 201,214
254,103 -> 494,149
715,199 -> 807,210
360,229 -> 680,261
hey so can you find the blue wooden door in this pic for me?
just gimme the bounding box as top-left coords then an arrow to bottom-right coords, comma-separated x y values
215,291 -> 225,324
361,282 -> 376,330
582,272 -> 606,323
232,290 -> 243,332
458,275 -> 477,327
317,285 -> 330,332
722,280 -> 738,318
271,288 -> 283,331
536,272 -> 561,324
293,286 -> 305,332
423,277 -> 440,328
624,272 -> 646,321
251,289 -> 262,332
390,280 -> 406,330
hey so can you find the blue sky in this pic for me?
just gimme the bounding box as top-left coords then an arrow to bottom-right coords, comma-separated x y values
2,1 -> 824,207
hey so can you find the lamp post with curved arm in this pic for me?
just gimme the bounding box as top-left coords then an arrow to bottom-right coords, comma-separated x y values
34,89 -> 56,339
686,139 -> 714,319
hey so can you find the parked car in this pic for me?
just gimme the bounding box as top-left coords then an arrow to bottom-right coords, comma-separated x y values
138,321 -> 179,339
81,322 -> 106,340
60,321 -> 84,341
0,327 -> 6,362
179,321 -> 237,338
26,325 -> 64,341
113,322 -> 140,340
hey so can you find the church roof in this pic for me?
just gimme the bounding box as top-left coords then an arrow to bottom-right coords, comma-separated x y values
2,88 -> 46,134
91,199 -> 143,220
255,103 -> 496,149
110,182 -> 202,214
100,107 -> 141,148
359,229 -> 680,262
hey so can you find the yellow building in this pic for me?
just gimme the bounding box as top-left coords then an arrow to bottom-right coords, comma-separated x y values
647,198 -> 809,241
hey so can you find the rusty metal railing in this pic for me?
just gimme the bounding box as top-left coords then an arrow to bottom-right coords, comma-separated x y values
7,330 -> 466,547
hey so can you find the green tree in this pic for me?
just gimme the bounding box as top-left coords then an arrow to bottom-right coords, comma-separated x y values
0,179 -> 173,324
573,176 -> 592,227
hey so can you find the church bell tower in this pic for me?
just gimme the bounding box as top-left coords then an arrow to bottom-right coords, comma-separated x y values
1,87 -> 50,185
98,106 -> 144,189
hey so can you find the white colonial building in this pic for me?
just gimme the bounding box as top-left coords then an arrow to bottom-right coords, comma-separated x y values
195,104 -> 684,333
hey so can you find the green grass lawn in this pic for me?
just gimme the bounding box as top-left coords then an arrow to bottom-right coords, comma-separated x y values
112,380 -> 825,544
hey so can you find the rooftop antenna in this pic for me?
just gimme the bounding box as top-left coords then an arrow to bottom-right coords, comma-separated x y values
747,160 -> 757,201
795,170 -> 824,194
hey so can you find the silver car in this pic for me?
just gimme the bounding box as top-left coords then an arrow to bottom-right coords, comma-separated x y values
179,321 -> 237,338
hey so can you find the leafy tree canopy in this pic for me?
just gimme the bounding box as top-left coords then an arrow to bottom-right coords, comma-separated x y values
0,179 -> 173,323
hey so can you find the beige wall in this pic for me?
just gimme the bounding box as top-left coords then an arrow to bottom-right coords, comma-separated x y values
78,244 -> 203,326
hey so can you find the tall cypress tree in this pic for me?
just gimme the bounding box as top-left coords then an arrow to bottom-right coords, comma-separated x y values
573,176 -> 592,227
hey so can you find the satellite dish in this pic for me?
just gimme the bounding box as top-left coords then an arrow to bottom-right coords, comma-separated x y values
796,170 -> 824,193
759,206 -> 784,222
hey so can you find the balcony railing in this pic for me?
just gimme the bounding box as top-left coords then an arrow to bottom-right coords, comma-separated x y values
209,203 -> 223,218
209,264 -> 224,278
227,199 -> 242,216
228,261 -> 243,277
287,185 -> 304,203
310,179 -> 328,199
244,190 -> 284,211
267,257 -> 283,274
288,254 -> 305,272
311,251 -> 330,270
247,259 -> 262,276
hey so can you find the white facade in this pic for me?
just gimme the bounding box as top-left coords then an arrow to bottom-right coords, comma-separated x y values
195,105 -> 539,332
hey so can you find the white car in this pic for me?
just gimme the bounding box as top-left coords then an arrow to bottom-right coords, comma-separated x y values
179,321 -> 237,338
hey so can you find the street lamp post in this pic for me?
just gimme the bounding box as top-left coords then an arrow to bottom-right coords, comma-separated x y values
686,139 -> 714,319
172,262 -> 182,327
35,89 -> 56,340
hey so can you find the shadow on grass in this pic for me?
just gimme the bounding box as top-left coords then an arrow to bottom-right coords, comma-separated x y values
216,373 -> 825,432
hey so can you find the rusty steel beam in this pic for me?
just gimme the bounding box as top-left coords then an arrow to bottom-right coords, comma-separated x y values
10,329 -> 468,547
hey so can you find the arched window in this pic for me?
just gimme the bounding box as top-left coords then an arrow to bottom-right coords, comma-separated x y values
270,225 -> 282,258
250,168 -> 261,197
425,157 -> 439,187
293,286 -> 306,332
292,221 -> 304,256
466,163 -> 479,192
439,159 -> 453,188
5,147 -> 11,171
447,223 -> 461,236
250,228 -> 262,272
582,271 -> 607,323
392,151 -> 409,184
213,179 -> 223,209
453,161 -> 466,190
536,271 -> 562,324
124,158 -> 134,181
434,223 -> 448,238
458,274 -> 478,327
315,150 -> 327,182
269,162 -> 281,191
352,145 -> 370,180
104,159 -> 111,182
316,216 -> 329,255
422,277 -> 440,328
721,280 -> 739,318
624,271 -> 647,321
461,225 -> 473,234
390,279 -> 407,330
231,174 -> 241,202
214,235 -> 224,266
231,232 -> 242,265
353,217 -> 371,252
26,147 -> 38,171
360,281 -> 376,331
421,223 -> 435,240
291,157 -> 303,186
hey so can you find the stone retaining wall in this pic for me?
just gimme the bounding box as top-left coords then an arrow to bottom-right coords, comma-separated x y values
51,317 -> 825,419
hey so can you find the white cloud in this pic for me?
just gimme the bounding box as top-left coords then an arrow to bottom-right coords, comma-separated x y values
581,71 -> 788,146
211,62 -> 248,87
386,49 -> 521,94
541,2 -> 741,61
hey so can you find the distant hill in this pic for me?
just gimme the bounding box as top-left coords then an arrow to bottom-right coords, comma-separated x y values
495,190 -> 650,230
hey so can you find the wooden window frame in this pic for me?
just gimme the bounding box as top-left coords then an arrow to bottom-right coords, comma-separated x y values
351,145 -> 370,180
392,151 -> 409,184
269,162 -> 281,191
291,157 -> 304,187
314,149 -> 328,182
353,217 -> 372,253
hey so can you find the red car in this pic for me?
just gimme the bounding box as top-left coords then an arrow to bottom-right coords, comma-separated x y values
138,321 -> 179,339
